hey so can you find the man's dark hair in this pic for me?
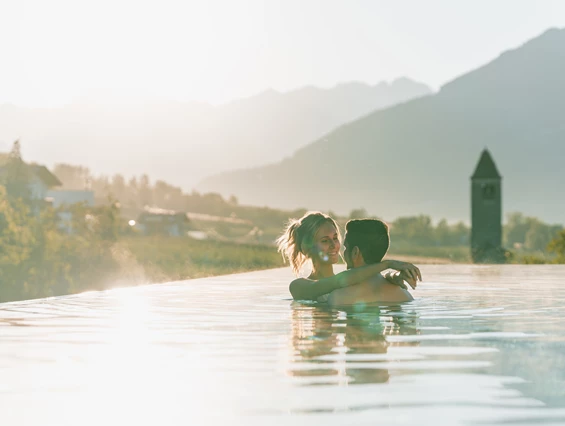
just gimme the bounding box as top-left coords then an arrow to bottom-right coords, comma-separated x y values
345,219 -> 390,264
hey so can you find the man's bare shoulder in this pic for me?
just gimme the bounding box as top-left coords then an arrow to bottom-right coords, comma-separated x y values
372,275 -> 414,302
327,278 -> 374,301
327,274 -> 413,306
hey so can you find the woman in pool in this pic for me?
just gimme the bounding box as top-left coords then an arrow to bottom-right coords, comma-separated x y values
277,211 -> 421,301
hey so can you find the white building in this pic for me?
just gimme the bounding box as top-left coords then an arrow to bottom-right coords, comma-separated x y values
46,190 -> 95,208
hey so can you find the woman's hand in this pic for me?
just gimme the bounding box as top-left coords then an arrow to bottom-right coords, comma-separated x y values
386,260 -> 422,283
385,271 -> 418,290
384,272 -> 407,289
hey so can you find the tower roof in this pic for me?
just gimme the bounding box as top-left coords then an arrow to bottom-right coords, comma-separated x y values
471,149 -> 501,179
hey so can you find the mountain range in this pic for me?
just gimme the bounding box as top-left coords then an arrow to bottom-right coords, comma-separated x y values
0,78 -> 431,188
197,28 -> 565,224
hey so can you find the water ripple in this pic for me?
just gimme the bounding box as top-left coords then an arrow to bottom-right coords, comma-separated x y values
1,265 -> 565,425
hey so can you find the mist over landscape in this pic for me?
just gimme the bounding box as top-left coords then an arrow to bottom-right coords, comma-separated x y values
198,28 -> 565,224
3,27 -> 563,224
0,78 -> 430,188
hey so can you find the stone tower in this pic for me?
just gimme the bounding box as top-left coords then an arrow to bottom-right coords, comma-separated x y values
471,149 -> 504,263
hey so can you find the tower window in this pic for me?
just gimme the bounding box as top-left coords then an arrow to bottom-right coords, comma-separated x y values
482,183 -> 496,199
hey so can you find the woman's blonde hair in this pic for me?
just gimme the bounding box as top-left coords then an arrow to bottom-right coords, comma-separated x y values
276,211 -> 340,276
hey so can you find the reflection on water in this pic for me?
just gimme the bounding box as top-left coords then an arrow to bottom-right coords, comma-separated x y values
289,303 -> 420,387
2,265 -> 565,425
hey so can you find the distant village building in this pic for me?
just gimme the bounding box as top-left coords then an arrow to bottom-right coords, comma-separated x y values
0,154 -> 62,202
46,190 -> 95,208
27,165 -> 63,200
136,206 -> 190,237
471,149 -> 505,263
185,212 -> 252,225
46,190 -> 96,234
1,150 -> 101,235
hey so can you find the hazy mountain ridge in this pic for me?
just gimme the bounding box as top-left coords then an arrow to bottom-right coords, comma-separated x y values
197,28 -> 565,224
0,78 -> 431,187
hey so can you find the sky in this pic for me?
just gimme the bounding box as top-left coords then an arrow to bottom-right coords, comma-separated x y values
1,0 -> 565,107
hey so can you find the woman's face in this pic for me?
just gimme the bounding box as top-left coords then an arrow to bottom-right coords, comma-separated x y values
311,221 -> 340,264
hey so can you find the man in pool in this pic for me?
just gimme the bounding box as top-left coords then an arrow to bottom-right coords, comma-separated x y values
326,219 -> 419,307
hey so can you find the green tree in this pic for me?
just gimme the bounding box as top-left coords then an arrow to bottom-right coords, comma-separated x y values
0,183 -> 125,302
52,163 -> 91,189
349,208 -> 368,220
1,140 -> 33,202
504,212 -> 529,247
504,212 -> 562,251
138,174 -> 152,207
125,176 -> 139,210
548,230 -> 565,263
111,174 -> 127,202
392,215 -> 434,245
0,185 -> 36,301
91,175 -> 111,200
435,219 -> 450,245
525,221 -> 555,251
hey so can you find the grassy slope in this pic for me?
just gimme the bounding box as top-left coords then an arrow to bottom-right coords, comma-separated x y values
120,236 -> 285,283
118,236 -> 469,286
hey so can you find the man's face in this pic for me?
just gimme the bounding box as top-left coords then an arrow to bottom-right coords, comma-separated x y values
343,234 -> 354,269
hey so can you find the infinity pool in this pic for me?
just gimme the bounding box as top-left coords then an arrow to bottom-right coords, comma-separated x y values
2,265 -> 565,425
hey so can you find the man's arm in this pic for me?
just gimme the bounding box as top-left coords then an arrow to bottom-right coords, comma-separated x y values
290,261 -> 393,300
289,260 -> 421,300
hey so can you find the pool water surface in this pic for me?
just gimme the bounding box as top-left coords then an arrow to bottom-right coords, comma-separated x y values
1,265 -> 565,425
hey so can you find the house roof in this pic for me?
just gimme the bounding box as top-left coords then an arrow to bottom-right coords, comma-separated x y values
29,164 -> 62,187
0,153 -> 62,187
471,149 -> 501,179
186,211 -> 252,225
137,206 -> 190,222
142,206 -> 183,216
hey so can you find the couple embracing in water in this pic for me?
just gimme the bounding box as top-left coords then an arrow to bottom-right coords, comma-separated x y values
277,212 -> 422,307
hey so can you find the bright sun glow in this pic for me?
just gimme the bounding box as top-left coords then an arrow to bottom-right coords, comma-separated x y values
3,0 -> 565,107
13,0 -> 264,106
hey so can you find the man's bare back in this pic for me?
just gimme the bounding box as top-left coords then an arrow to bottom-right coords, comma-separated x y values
326,274 -> 413,307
